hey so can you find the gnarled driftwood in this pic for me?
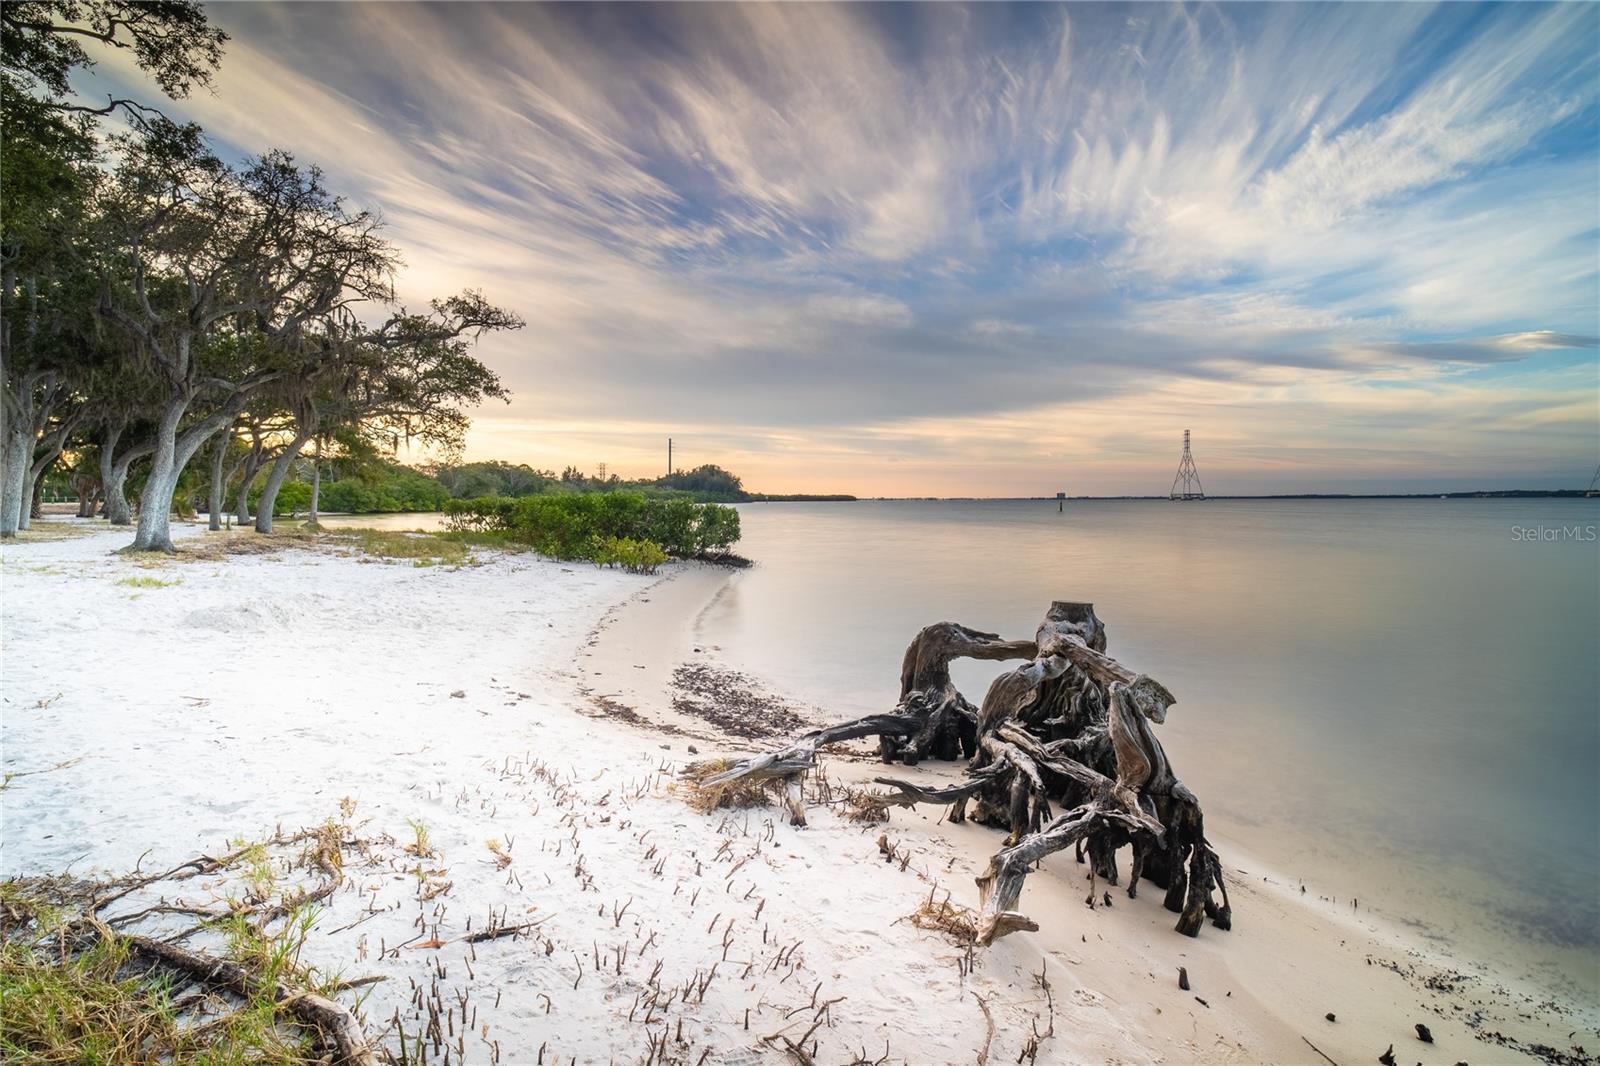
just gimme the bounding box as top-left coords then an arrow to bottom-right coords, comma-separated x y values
689,600 -> 1231,946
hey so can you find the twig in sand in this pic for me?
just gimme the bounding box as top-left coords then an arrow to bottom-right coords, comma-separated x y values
1301,1035 -> 1340,1066
761,1014 -> 826,1066
462,917 -> 551,943
972,991 -> 996,1066
0,755 -> 86,790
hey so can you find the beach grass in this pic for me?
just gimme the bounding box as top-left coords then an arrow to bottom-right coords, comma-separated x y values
327,527 -> 536,567
0,880 -> 329,1066
908,893 -> 982,946
115,575 -> 181,588
1,523 -> 99,544
111,526 -> 529,568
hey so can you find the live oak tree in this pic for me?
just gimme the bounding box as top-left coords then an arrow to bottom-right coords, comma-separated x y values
4,3 -> 521,548
0,84 -> 98,534
0,203 -> 109,535
252,293 -> 520,533
91,363 -> 162,525
97,130 -> 402,551
0,1 -> 226,122
1,1 -> 225,536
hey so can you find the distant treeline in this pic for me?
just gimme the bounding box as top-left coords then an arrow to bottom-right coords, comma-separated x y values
747,493 -> 859,502
66,459 -> 855,516
436,461 -> 753,503
304,460 -> 851,512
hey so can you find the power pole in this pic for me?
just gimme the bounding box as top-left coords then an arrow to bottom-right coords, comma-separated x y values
667,438 -> 673,478
1169,430 -> 1205,500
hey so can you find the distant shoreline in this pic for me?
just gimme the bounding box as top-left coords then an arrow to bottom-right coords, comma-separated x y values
854,489 -> 1599,502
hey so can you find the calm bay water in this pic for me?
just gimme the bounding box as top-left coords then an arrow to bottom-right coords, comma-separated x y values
693,498 -> 1600,993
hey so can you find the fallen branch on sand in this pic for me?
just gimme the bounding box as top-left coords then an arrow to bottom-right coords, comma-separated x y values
94,923 -> 378,1066
3,825 -> 380,1065
684,601 -> 1232,945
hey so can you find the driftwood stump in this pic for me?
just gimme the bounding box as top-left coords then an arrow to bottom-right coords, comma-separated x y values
690,601 -> 1231,945
888,622 -> 1036,764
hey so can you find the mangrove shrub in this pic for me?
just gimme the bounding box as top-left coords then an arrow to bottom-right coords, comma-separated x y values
443,492 -> 740,561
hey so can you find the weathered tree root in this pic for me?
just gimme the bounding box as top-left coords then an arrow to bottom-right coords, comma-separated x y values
890,622 -> 1036,763
698,715 -> 919,825
694,601 -> 1233,945
78,919 -> 378,1065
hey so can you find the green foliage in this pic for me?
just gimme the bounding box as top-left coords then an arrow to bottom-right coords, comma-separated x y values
247,458 -> 833,524
657,463 -> 744,501
316,472 -> 445,515
430,460 -> 777,503
272,481 -> 311,516
430,460 -> 557,499
441,495 -> 518,531
1,2 -> 227,107
324,529 -> 477,567
443,492 -> 740,563
115,575 -> 179,588
593,536 -> 668,574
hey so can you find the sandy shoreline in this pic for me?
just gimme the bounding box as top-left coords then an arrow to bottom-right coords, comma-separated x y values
582,559 -> 1600,1066
2,523 -> 1594,1065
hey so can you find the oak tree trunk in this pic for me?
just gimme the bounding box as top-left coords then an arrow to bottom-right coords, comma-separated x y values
129,398 -> 234,552
253,432 -> 312,534
130,400 -> 187,553
307,454 -> 321,527
207,421 -> 234,532
0,422 -> 29,537
103,442 -> 148,526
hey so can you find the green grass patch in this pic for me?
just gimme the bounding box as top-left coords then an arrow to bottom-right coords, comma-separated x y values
0,935 -> 188,1064
1,821 -> 362,1066
323,527 -> 531,567
0,894 -> 326,1065
324,528 -> 475,566
115,575 -> 182,589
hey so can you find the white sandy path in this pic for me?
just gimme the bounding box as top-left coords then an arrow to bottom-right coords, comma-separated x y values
3,525 -> 1154,1066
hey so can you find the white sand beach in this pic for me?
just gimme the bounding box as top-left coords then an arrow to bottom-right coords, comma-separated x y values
3,522 -> 1594,1065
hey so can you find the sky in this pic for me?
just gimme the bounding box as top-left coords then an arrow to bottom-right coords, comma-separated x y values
79,2 -> 1600,496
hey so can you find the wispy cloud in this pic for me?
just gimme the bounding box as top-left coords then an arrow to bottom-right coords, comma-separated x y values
75,2 -> 1599,493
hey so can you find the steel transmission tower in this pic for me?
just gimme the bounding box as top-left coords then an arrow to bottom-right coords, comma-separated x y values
1170,430 -> 1205,500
